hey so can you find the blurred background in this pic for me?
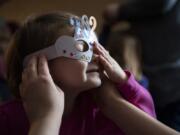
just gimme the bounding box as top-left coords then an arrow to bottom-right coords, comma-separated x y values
0,0 -> 118,32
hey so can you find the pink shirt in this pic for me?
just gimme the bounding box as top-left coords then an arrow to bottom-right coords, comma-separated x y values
0,72 -> 156,135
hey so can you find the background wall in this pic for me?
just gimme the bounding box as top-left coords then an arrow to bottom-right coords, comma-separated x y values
0,0 -> 118,32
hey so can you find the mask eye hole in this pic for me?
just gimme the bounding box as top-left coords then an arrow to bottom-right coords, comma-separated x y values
75,40 -> 89,52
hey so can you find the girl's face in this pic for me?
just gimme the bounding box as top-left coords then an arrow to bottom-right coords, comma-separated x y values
49,53 -> 101,93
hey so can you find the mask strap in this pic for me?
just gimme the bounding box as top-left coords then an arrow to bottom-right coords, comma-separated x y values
23,45 -> 57,67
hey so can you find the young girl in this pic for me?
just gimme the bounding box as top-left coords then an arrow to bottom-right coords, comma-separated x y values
0,11 -> 156,135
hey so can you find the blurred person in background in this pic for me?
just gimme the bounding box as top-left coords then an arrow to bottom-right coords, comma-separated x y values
99,0 -> 180,131
106,21 -> 149,89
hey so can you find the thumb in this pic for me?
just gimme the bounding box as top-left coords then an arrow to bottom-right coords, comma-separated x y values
38,55 -> 52,78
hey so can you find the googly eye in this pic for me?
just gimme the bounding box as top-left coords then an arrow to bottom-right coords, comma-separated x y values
75,40 -> 89,52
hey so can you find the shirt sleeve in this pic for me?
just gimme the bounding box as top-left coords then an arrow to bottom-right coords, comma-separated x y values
0,100 -> 29,135
116,71 -> 156,118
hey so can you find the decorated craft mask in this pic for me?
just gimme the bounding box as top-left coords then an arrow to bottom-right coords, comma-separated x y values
23,15 -> 98,66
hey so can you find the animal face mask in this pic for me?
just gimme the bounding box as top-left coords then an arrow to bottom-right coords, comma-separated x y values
24,15 -> 98,66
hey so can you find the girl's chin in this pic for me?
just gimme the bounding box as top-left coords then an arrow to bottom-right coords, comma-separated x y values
90,77 -> 102,88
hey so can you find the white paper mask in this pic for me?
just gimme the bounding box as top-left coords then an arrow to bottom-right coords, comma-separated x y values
23,15 -> 98,66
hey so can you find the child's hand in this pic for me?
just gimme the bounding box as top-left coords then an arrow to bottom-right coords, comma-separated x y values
94,42 -> 127,84
20,55 -> 64,124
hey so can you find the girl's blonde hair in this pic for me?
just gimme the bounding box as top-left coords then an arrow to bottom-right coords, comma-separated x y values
6,11 -> 77,97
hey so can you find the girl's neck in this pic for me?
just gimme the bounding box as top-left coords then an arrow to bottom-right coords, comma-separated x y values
63,89 -> 79,118
55,82 -> 80,118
